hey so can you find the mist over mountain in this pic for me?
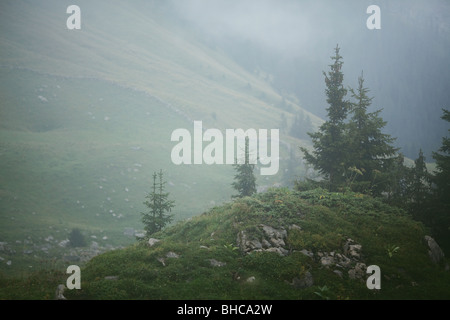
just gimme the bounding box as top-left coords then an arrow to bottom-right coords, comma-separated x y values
1,0 -> 450,301
168,0 -> 450,159
0,0 -> 314,276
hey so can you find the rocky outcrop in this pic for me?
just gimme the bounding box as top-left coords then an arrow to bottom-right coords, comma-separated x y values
237,224 -> 289,256
237,224 -> 370,284
318,238 -> 366,281
424,235 -> 445,264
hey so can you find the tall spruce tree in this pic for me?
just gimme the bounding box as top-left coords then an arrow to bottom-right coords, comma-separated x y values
346,72 -> 398,194
300,44 -> 350,190
232,137 -> 257,198
141,169 -> 175,236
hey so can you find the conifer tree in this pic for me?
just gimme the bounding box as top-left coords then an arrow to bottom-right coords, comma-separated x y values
410,149 -> 432,203
68,228 -> 86,247
432,109 -> 450,204
346,72 -> 398,194
282,147 -> 298,187
141,169 -> 175,236
232,137 -> 257,198
407,149 -> 432,221
429,109 -> 450,249
382,153 -> 410,206
300,44 -> 350,190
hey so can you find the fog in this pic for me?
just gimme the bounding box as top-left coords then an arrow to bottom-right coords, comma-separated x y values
170,0 -> 339,57
169,0 -> 450,159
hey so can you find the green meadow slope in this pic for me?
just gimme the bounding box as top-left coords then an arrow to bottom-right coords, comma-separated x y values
2,188 -> 449,300
0,1 -> 319,277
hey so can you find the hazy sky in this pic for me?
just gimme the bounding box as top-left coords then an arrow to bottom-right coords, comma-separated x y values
170,0 -> 365,57
168,0 -> 450,158
169,0 -> 450,60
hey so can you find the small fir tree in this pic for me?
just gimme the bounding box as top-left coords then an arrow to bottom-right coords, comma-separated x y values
69,228 -> 86,247
232,137 -> 257,198
141,169 -> 175,236
409,149 -> 432,204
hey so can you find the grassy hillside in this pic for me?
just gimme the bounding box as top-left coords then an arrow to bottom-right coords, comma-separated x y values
0,67 -> 236,277
0,0 -> 322,130
0,0 -> 320,278
2,187 -> 448,300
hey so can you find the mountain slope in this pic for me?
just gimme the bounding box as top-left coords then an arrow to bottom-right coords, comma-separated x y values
0,0 -> 322,130
0,1 -> 319,277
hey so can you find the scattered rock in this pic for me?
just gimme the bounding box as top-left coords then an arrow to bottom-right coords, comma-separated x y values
260,224 -> 287,247
348,262 -> 367,280
90,241 -> 99,249
320,255 -> 335,267
267,247 -> 289,256
157,257 -> 166,266
246,276 -> 256,283
333,270 -> 343,278
134,232 -> 145,239
166,251 -> 179,259
300,249 -> 314,259
261,239 -> 271,248
334,253 -> 352,268
58,239 -> 70,248
55,284 -> 66,300
148,238 -> 160,247
289,224 -> 302,231
236,224 -> 289,256
248,239 -> 263,251
208,259 -> 226,267
236,231 -> 250,253
343,238 -> 362,260
38,95 -> 48,103
289,271 -> 314,289
424,236 -> 445,264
